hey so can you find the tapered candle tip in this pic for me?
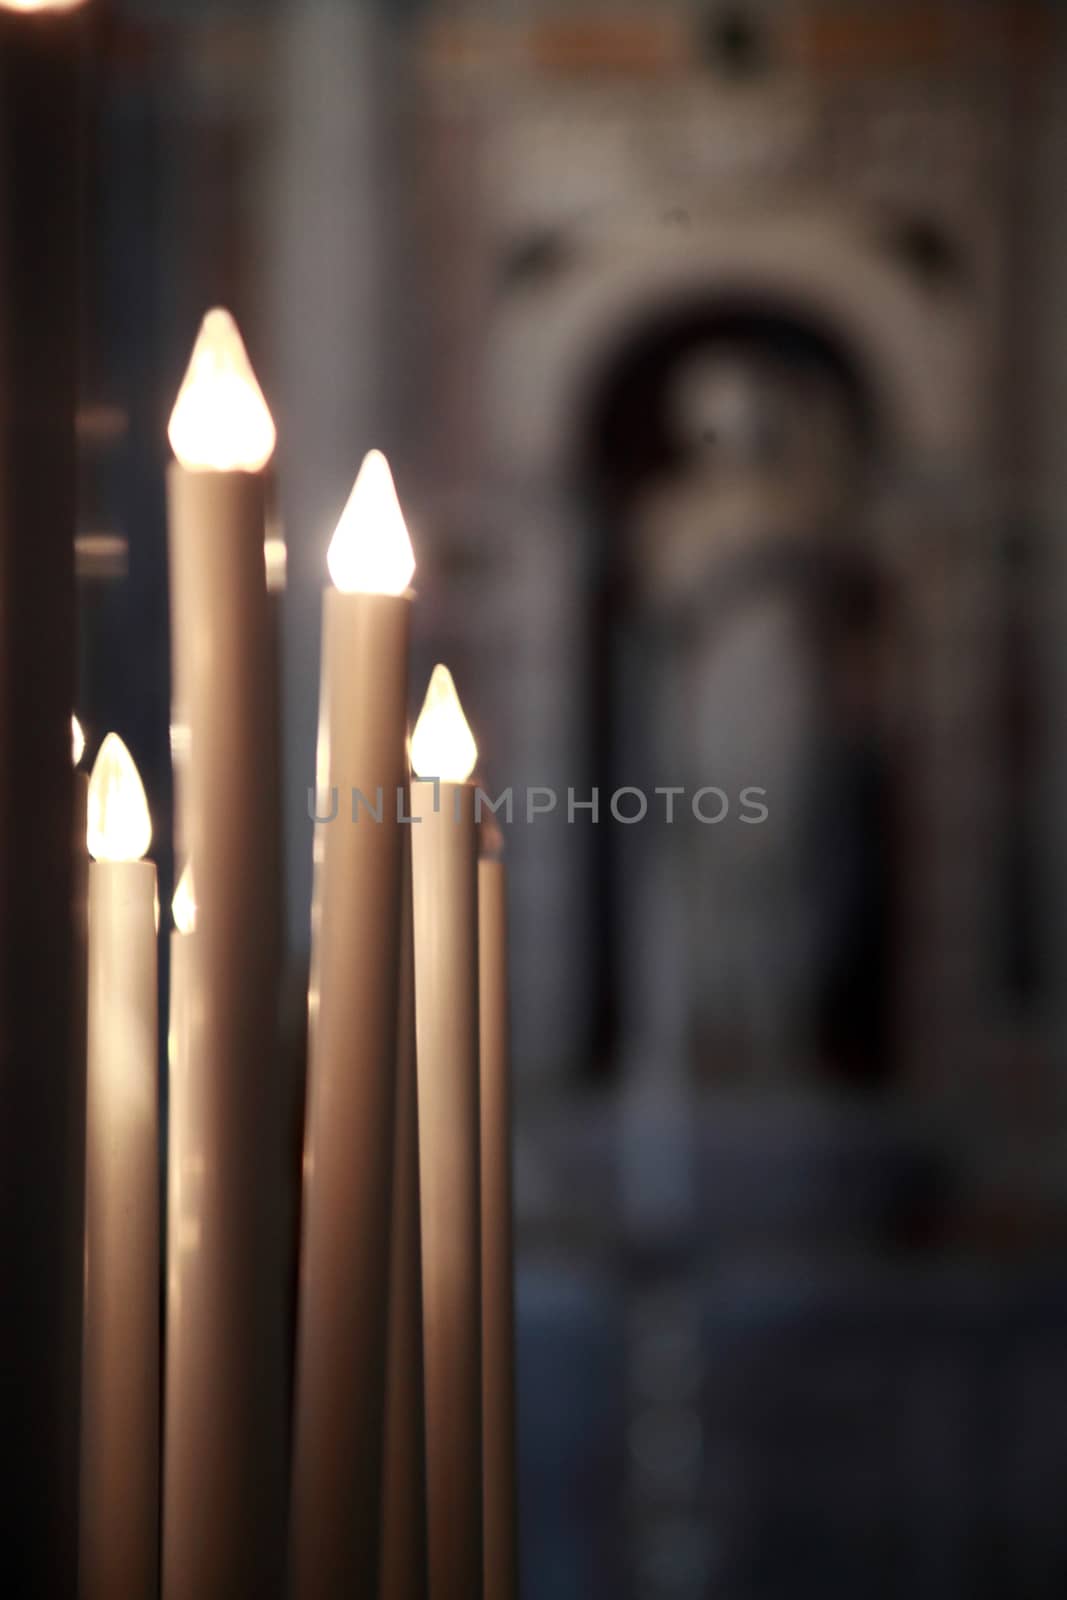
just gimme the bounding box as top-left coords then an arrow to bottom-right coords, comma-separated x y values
168,308 -> 276,472
172,863 -> 196,935
410,664 -> 478,783
326,449 -> 416,595
87,734 -> 152,863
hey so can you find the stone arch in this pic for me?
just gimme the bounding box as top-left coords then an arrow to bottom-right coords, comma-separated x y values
488,208 -> 985,1082
489,207 -> 983,493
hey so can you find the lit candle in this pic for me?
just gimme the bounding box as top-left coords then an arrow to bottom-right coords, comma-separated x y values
163,308 -> 287,1599
478,824 -> 517,1600
380,816 -> 428,1600
71,718 -> 89,1364
163,860 -> 205,1600
410,665 -> 483,1600
80,735 -> 159,1600
289,449 -> 415,1598
0,1 -> 86,1583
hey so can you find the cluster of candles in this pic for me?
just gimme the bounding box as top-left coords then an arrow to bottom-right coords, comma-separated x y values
77,311 -> 516,1600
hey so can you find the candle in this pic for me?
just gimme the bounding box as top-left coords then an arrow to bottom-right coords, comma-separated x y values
289,449 -> 415,1598
73,715 -> 89,1065
380,817 -> 428,1600
478,828 -> 517,1600
80,735 -> 159,1600
72,724 -> 89,1301
410,665 -> 483,1600
163,308 -> 287,1599
0,2 -> 85,1583
163,861 -> 204,1600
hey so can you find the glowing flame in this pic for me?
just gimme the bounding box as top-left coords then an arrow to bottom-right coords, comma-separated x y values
167,308 -> 276,472
410,664 -> 477,783
87,733 -> 152,863
71,714 -> 85,768
172,863 -> 196,935
326,450 -> 415,596
0,1 -> 88,11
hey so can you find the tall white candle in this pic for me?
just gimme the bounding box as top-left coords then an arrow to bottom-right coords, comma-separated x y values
289,450 -> 415,1598
410,666 -> 483,1600
80,734 -> 159,1600
163,308 -> 287,1599
380,816 -> 428,1600
478,838 -> 517,1600
72,719 -> 89,1215
163,861 -> 205,1600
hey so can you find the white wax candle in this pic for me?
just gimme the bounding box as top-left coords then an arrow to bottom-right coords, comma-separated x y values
163,308 -> 287,1599
478,847 -> 517,1600
72,755 -> 89,1167
380,816 -> 428,1600
289,451 -> 415,1596
410,666 -> 483,1600
79,735 -> 159,1600
162,863 -> 211,1600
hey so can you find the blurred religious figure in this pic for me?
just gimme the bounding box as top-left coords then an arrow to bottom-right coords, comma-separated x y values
628,329 -> 895,1091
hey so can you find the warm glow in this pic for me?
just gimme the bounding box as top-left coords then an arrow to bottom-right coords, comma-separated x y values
167,308 -> 276,472
87,734 -> 152,863
410,664 -> 478,783
172,863 -> 196,935
479,809 -> 506,861
0,1 -> 88,11
264,536 -> 287,592
326,449 -> 415,595
71,714 -> 85,768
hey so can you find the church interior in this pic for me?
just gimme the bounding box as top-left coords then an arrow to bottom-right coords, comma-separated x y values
63,0 -> 1067,1595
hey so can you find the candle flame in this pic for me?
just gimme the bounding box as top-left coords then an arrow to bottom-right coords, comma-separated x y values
410,664 -> 477,783
172,862 -> 196,935
71,714 -> 85,768
87,734 -> 152,863
167,308 -> 276,472
0,1 -> 88,11
326,450 -> 415,596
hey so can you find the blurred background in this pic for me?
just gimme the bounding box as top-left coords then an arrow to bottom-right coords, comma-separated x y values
75,1 -> 1067,1595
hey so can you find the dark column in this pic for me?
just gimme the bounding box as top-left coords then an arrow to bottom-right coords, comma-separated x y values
0,11 -> 84,1594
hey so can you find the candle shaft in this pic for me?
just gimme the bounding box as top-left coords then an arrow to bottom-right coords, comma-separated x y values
479,857 -> 517,1600
73,768 -> 89,1165
0,12 -> 84,1586
290,589 -> 410,1598
163,928 -> 210,1592
411,780 -> 482,1600
80,860 -> 160,1600
164,464 -> 286,1599
380,822 -> 428,1600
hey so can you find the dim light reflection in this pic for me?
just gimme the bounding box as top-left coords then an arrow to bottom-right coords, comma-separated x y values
71,714 -> 85,767
167,308 -> 276,472
326,449 -> 416,596
172,863 -> 196,935
479,808 -> 506,860
410,663 -> 478,784
265,536 -> 287,591
87,733 -> 152,862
